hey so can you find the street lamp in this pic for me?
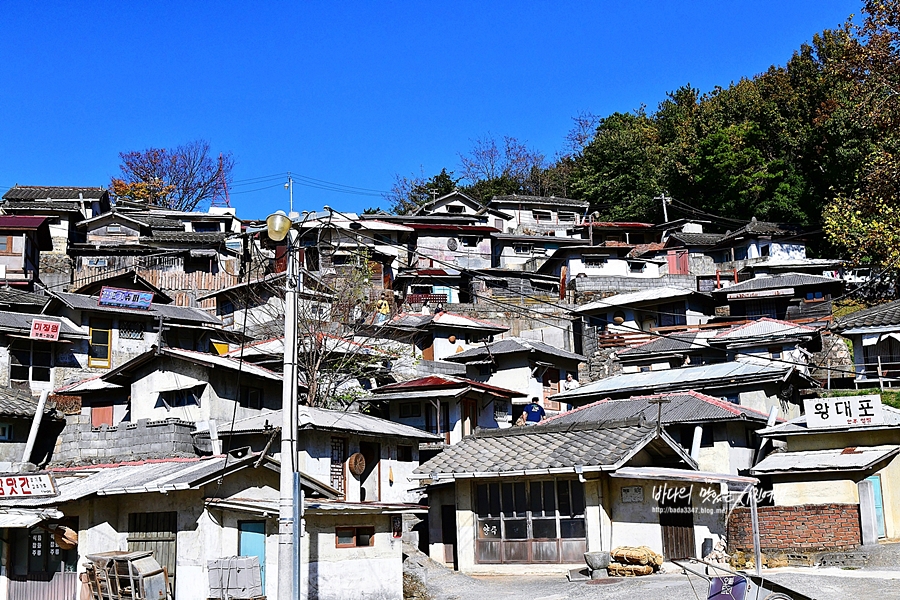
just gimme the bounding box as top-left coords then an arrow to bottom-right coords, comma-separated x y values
270,210 -> 302,600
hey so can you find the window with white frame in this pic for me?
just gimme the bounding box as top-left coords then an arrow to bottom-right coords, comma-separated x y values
532,210 -> 552,222
9,340 -> 52,383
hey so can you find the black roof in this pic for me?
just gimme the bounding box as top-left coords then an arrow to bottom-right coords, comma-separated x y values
667,232 -> 725,246
715,219 -> 804,246
142,232 -> 229,244
712,273 -> 844,295
1,200 -> 83,213
444,337 -> 584,363
617,333 -> 702,358
0,288 -> 49,310
0,388 -> 62,420
832,299 -> 900,332
2,186 -> 109,201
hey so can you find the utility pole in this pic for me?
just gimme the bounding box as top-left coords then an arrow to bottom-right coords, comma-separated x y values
285,172 -> 294,214
647,396 -> 672,436
655,194 -> 672,223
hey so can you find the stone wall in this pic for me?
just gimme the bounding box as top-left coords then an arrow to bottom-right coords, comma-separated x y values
727,504 -> 861,552
572,274 -> 697,302
53,415 -> 196,465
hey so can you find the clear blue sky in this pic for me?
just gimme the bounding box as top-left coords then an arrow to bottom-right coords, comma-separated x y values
0,1 -> 859,219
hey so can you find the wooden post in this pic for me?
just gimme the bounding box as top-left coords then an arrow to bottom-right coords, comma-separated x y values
827,359 -> 832,390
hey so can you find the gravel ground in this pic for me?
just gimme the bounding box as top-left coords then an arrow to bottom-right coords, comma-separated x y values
423,566 -> 900,599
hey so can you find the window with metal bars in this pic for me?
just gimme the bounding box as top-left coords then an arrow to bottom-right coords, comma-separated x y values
119,320 -> 144,340
330,437 -> 347,496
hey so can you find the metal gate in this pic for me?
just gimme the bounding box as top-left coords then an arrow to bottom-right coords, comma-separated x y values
128,512 -> 177,592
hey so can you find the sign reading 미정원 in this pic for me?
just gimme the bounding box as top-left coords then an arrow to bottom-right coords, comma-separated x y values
803,394 -> 885,429
98,287 -> 154,310
0,473 -> 57,497
30,319 -> 60,341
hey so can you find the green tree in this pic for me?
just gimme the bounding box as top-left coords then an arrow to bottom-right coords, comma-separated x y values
385,168 -> 460,214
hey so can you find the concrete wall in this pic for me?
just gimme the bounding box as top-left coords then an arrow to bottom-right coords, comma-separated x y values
415,234 -> 492,270
567,256 -> 662,281
572,274 -> 697,299
301,513 -> 402,600
299,430 -> 424,503
53,416 -> 195,464
727,504 -> 861,553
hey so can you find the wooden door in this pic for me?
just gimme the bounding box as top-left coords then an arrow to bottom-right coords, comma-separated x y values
461,399 -> 477,437
659,496 -> 694,560
441,505 -> 458,569
128,512 -> 177,592
91,404 -> 114,427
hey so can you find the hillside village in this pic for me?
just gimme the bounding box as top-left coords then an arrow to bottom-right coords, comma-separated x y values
0,183 -> 897,599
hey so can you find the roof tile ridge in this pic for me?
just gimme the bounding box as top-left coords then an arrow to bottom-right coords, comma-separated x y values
540,397 -> 612,425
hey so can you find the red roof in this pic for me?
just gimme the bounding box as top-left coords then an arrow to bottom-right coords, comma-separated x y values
375,375 -> 525,397
0,216 -> 47,229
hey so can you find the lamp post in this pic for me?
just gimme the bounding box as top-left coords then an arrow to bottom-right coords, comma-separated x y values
267,210 -> 302,600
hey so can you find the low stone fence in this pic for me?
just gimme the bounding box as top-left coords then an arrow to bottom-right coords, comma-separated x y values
54,415 -> 196,464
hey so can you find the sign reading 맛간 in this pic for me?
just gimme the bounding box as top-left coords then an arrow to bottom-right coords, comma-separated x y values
0,473 -> 57,497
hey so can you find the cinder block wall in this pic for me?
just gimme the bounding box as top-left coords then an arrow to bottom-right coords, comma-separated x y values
727,504 -> 861,552
53,416 -> 196,465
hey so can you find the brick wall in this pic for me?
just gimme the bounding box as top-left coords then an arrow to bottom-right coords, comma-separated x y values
728,504 -> 861,552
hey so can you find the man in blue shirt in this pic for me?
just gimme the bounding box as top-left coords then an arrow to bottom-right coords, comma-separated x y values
523,397 -> 546,425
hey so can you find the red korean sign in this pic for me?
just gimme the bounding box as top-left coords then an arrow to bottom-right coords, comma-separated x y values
0,473 -> 57,498
30,319 -> 61,341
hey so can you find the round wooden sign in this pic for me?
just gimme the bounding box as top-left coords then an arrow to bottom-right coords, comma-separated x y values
348,452 -> 366,476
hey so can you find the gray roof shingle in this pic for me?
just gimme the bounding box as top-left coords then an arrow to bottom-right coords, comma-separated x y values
832,300 -> 900,332
668,232 -> 725,246
444,337 -> 584,363
142,232 -> 229,243
712,273 -> 843,295
51,292 -> 220,324
543,391 -> 771,427
617,333 -> 702,358
0,388 -> 62,419
0,311 -> 82,338
2,186 -> 108,201
217,407 -> 440,440
414,421 -> 683,477
2,200 -> 84,212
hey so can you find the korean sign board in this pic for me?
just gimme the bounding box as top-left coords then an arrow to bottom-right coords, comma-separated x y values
98,287 -> 154,310
30,319 -> 60,341
726,287 -> 794,301
803,394 -> 885,429
0,473 -> 57,498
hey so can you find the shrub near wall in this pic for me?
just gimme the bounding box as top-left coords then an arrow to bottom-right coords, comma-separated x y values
727,504 -> 862,552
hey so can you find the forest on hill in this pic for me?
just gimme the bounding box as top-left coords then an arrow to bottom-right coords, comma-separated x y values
386,1 -> 899,269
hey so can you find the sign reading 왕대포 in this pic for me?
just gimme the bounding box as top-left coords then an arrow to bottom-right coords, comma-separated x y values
30,319 -> 60,341
98,287 -> 154,310
803,394 -> 885,429
0,473 -> 57,497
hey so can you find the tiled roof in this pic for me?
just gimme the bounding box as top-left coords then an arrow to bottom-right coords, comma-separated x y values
374,375 -> 525,398
0,388 -> 62,419
717,220 -> 803,245
127,214 -> 184,229
0,216 -> 48,229
490,194 -> 590,209
713,273 -> 843,294
0,288 -> 49,308
668,232 -> 725,246
443,337 -> 584,363
2,186 -> 108,201
542,391 -> 771,427
141,232 -> 229,243
414,422 -> 684,477
1,200 -> 83,212
387,311 -> 508,332
832,300 -> 900,332
617,333 -> 703,357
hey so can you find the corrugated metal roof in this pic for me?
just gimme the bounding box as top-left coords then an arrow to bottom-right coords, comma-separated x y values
611,467 -> 758,486
711,318 -> 817,340
542,391 -> 771,426
161,348 -> 282,381
0,311 -> 82,338
0,216 -> 48,229
0,508 -> 64,528
556,361 -> 793,401
0,288 -> 49,308
414,422 -> 693,478
0,455 -> 249,507
573,287 -> 702,314
832,299 -> 900,332
51,292 -> 220,324
364,388 -> 466,403
387,312 -> 507,332
751,445 -> 900,475
2,186 -> 108,201
443,337 -> 584,363
759,405 -> 900,436
218,406 -> 441,440
712,273 -> 842,294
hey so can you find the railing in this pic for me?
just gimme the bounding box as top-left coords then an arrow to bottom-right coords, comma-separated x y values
406,293 -> 447,304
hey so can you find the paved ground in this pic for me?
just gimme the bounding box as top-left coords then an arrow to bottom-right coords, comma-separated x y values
424,569 -> 900,600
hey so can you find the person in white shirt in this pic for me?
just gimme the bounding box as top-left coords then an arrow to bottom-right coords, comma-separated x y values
564,373 -> 580,390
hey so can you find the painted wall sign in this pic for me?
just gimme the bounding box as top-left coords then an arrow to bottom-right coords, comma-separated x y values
621,486 -> 644,503
0,473 -> 57,497
30,319 -> 60,341
726,287 -> 795,300
98,287 -> 154,310
803,394 -> 885,429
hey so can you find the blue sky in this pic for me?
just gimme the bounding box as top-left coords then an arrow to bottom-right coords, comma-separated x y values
0,1 -> 859,219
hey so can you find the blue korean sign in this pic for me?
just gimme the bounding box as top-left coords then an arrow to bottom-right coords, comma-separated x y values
98,286 -> 154,310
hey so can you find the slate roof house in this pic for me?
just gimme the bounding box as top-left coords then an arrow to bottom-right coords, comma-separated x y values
413,419 -> 749,572
442,337 -> 584,415
0,185 -> 111,289
710,272 -> 844,323
379,311 -> 508,362
0,216 -> 52,291
831,299 -> 900,387
542,391 -> 773,474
